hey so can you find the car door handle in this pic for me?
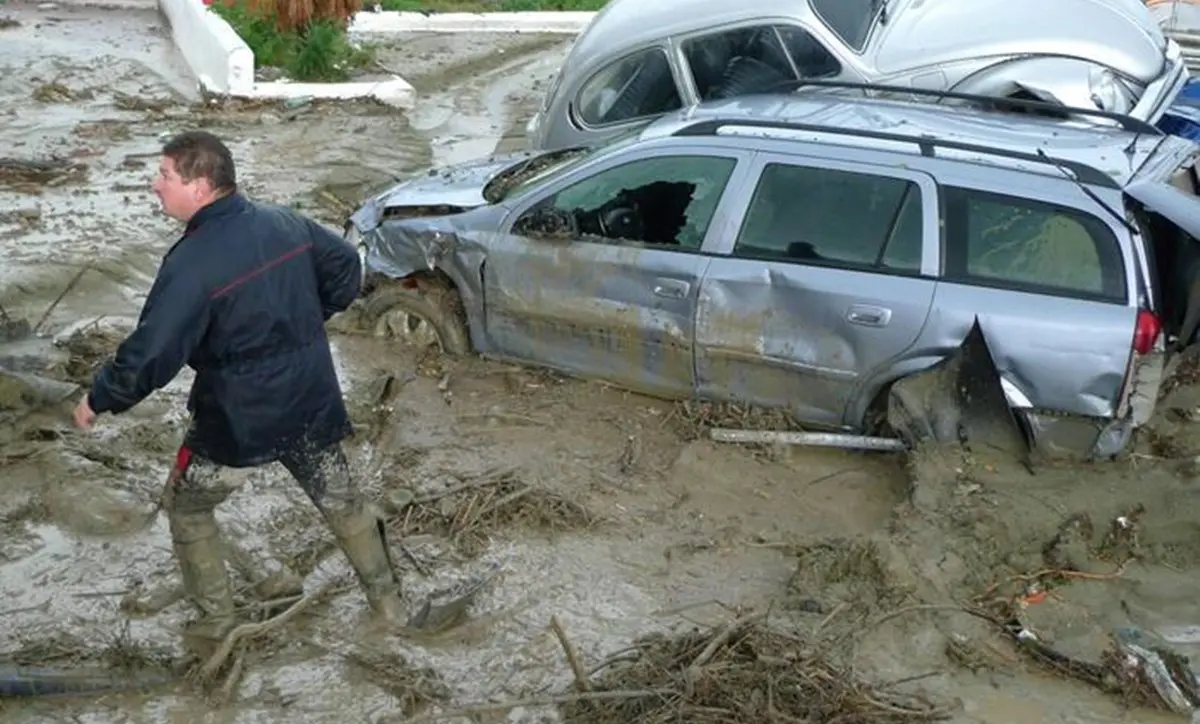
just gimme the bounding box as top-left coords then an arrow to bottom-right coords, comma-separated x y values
653,279 -> 690,300
846,304 -> 891,327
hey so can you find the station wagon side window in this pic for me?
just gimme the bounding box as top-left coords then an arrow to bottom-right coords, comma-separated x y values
682,25 -> 841,102
731,162 -> 922,273
512,155 -> 738,250
942,187 -> 1126,302
576,47 -> 683,127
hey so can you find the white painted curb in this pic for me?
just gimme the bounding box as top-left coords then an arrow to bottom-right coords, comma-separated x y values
349,10 -> 596,35
156,0 -> 416,108
46,0 -> 161,10
251,78 -> 415,108
159,0 -> 254,95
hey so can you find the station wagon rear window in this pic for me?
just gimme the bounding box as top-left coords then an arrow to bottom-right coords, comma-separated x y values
810,0 -> 887,52
942,187 -> 1127,303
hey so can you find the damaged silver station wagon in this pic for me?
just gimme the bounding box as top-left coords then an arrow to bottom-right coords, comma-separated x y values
346,85 -> 1200,461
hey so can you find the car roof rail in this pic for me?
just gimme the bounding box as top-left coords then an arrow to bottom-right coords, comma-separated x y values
672,118 -> 1121,188
763,79 -> 1164,136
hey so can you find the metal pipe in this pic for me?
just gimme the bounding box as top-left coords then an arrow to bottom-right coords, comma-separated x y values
709,428 -> 908,452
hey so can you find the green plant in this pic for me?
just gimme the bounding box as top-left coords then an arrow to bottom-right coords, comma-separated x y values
497,0 -> 607,9
376,0 -> 608,11
211,0 -> 376,82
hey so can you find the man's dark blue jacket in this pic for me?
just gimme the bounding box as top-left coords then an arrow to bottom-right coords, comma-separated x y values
88,192 -> 362,467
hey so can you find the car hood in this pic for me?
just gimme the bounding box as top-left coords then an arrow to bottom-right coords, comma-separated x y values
349,151 -> 539,232
873,0 -> 1167,82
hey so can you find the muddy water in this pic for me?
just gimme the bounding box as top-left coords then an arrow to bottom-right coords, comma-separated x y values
3,4 -> 1200,724
369,32 -> 573,164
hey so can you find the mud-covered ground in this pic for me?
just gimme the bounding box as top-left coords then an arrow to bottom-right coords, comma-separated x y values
3,4 -> 1200,723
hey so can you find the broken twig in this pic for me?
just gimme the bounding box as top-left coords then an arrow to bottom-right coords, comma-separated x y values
411,466 -> 518,505
34,263 -> 89,334
687,611 -> 768,675
550,615 -> 591,692
198,579 -> 344,679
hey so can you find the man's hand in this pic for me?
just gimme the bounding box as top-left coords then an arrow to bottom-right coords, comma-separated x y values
73,394 -> 96,429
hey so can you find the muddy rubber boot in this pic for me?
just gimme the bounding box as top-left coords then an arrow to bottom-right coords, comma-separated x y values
221,516 -> 306,601
168,510 -> 237,659
326,509 -> 406,623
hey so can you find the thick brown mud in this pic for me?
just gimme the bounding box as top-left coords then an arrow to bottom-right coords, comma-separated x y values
3,3 -> 1200,723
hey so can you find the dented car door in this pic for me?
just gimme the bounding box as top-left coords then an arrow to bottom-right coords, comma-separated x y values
484,147 -> 752,398
693,153 -> 940,428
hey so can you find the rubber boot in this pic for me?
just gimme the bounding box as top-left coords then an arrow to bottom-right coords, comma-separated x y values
168,510 -> 237,659
325,508 -> 406,623
222,516 -> 306,601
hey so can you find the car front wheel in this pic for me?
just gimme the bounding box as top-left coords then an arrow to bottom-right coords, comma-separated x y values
361,279 -> 471,356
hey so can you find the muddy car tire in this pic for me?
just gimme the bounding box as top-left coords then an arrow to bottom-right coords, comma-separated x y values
362,281 -> 471,356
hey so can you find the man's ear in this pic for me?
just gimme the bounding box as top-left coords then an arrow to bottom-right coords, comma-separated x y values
192,176 -> 216,201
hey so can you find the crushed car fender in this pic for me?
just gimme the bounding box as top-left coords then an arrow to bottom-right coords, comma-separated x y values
886,318 -> 1032,463
366,217 -> 461,280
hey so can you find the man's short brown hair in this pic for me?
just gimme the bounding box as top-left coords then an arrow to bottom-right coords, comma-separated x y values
162,130 -> 237,193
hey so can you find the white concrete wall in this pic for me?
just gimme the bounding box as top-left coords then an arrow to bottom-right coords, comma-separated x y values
157,0 -> 255,95
158,1 -> 590,107
156,0 -> 415,107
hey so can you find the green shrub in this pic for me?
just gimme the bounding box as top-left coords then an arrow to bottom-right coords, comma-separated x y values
376,0 -> 607,11
210,1 -> 376,82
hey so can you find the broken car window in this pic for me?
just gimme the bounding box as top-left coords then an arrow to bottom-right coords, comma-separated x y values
943,187 -> 1127,302
683,26 -> 840,102
513,155 -> 737,249
809,0 -> 886,52
732,162 -> 922,273
577,47 -> 683,127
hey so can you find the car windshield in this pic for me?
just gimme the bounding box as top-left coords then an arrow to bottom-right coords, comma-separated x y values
492,128 -> 646,202
809,0 -> 885,52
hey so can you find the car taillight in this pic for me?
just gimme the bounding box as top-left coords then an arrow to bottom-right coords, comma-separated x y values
1133,309 -> 1162,356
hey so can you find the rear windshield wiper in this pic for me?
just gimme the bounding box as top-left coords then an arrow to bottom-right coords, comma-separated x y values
1036,148 -> 1135,234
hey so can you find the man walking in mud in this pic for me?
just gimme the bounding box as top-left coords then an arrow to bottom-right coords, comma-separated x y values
71,130 -> 406,654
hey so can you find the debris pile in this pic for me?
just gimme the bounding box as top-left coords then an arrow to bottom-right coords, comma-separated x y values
787,537 -> 909,615
559,614 -> 952,723
0,628 -> 176,697
54,324 -> 122,385
30,81 -> 91,104
330,643 -> 449,715
960,503 -> 1200,719
0,156 -> 88,191
672,399 -> 803,434
388,467 -> 598,557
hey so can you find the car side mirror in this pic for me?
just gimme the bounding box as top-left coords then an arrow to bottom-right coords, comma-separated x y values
512,206 -> 578,240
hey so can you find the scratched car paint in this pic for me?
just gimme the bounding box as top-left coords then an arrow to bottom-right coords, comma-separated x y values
347,90 -> 1200,460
